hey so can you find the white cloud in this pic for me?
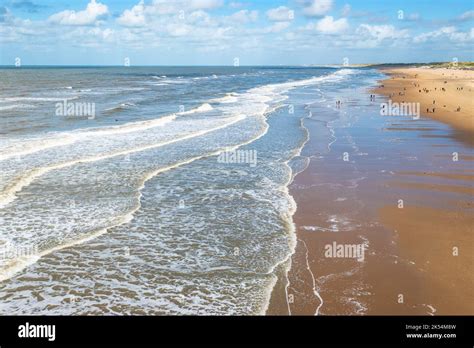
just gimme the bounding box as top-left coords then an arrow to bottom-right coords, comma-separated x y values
142,0 -> 175,15
450,29 -> 474,42
460,10 -> 474,20
315,16 -> 348,34
229,10 -> 258,23
356,24 -> 408,40
48,0 -> 108,26
351,24 -> 410,48
245,21 -> 290,34
302,0 -> 333,17
188,0 -> 223,9
6,0 -> 473,61
266,21 -> 291,33
0,8 -> 40,43
74,27 -> 115,44
120,0 -> 223,17
414,26 -> 474,43
187,10 -> 212,25
116,0 -> 224,27
266,6 -> 294,22
166,22 -> 190,36
117,0 -> 146,27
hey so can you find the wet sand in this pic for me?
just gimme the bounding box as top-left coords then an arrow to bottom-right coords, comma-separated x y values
268,67 -> 474,315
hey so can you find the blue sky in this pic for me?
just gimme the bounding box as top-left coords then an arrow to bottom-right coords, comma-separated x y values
0,0 -> 473,65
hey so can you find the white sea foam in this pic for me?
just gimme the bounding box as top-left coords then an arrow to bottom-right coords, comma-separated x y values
104,102 -> 137,112
0,114 -> 246,208
0,97 -> 78,103
0,115 -> 176,161
0,104 -> 35,111
0,111 -> 268,283
0,101 -> 218,162
156,79 -> 189,85
210,93 -> 239,104
178,103 -> 213,115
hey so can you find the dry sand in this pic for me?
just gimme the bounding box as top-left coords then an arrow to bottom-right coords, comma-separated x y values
373,67 -> 474,144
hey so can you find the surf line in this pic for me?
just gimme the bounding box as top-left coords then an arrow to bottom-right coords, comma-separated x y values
0,114 -> 272,283
0,101 -> 214,162
0,114 -> 246,209
0,115 -> 177,162
0,70 -> 349,163
279,107 -> 313,316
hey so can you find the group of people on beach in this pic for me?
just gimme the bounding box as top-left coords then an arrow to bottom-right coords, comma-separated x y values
339,74 -> 465,115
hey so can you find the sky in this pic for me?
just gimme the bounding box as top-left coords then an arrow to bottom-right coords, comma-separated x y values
0,0 -> 473,65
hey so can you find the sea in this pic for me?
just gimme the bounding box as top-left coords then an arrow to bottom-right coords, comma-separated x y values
0,66 -> 382,314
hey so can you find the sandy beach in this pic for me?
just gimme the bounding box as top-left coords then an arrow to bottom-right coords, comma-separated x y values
374,67 -> 474,144
268,66 -> 474,315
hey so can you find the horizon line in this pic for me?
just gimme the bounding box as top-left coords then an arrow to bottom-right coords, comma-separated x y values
0,61 -> 468,68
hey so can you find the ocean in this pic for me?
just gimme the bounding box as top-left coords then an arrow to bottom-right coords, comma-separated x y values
0,66 -> 380,314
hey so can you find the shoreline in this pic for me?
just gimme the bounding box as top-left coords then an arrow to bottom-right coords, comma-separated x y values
268,66 -> 474,315
266,113 -> 312,316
